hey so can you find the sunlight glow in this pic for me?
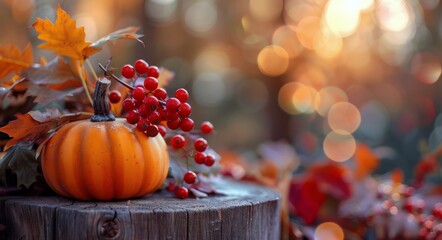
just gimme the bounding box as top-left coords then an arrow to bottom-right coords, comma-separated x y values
377,0 -> 410,32
325,0 -> 361,37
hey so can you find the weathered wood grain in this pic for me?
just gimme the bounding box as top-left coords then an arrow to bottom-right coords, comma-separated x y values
0,179 -> 280,240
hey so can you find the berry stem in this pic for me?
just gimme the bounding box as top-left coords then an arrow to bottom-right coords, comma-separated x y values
99,63 -> 135,91
91,78 -> 115,122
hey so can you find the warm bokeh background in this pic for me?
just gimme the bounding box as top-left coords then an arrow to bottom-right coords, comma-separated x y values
1,0 -> 442,182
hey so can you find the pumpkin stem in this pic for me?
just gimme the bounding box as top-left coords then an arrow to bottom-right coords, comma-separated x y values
91,78 -> 115,122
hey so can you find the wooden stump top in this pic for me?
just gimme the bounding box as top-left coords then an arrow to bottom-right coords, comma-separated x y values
0,179 -> 280,240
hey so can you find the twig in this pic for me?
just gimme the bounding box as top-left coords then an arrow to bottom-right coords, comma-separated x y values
98,63 -> 134,90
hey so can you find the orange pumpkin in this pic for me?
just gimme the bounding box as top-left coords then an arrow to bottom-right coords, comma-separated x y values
41,78 -> 169,200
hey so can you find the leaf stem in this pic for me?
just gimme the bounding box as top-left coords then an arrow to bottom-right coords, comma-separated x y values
98,63 -> 134,90
74,61 -> 93,106
86,59 -> 98,82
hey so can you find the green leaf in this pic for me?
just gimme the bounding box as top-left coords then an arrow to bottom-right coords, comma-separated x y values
0,144 -> 39,188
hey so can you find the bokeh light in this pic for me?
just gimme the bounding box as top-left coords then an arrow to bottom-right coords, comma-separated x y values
323,132 -> 357,162
278,82 -> 317,115
296,16 -> 322,50
325,0 -> 360,37
314,86 -> 348,116
193,47 -> 231,75
257,45 -> 289,77
314,222 -> 345,240
411,52 -> 441,84
249,0 -> 283,22
327,102 -> 361,134
377,0 -> 411,32
145,0 -> 177,24
272,25 -> 303,59
184,1 -> 217,34
313,28 -> 343,59
294,64 -> 327,90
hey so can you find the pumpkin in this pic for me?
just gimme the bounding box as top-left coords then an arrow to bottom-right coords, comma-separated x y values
41,78 -> 169,200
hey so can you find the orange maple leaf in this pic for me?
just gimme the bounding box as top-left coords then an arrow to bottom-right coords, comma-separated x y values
0,113 -> 51,150
33,6 -> 91,61
0,110 -> 92,150
0,44 -> 33,82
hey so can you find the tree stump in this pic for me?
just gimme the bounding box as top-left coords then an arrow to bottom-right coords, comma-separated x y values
0,179 -> 280,240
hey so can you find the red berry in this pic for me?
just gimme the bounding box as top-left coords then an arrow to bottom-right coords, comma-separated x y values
134,99 -> 143,108
167,182 -> 176,192
108,90 -> 122,103
132,87 -> 145,101
194,152 -> 206,164
433,203 -> 442,219
153,88 -> 168,100
136,118 -> 149,131
167,111 -> 180,121
179,103 -> 192,118
126,110 -> 140,124
121,64 -> 135,78
158,108 -> 168,121
148,66 -> 160,78
204,154 -> 215,166
158,125 -> 167,137
146,125 -> 159,137
134,59 -> 149,74
138,104 -> 151,118
167,119 -> 181,130
144,77 -> 159,91
175,186 -> 189,199
122,98 -> 135,112
144,95 -> 159,111
184,171 -> 197,184
147,112 -> 161,125
401,186 -> 415,198
175,88 -> 189,103
201,121 -> 214,134
166,98 -> 181,112
194,138 -> 208,152
171,135 -> 186,149
180,118 -> 194,132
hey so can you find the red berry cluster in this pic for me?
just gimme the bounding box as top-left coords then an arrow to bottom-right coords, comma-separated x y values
107,59 -> 216,199
168,123 -> 215,198
368,185 -> 442,239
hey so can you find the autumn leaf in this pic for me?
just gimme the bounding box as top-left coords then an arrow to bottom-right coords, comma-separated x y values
309,163 -> 352,200
22,57 -> 78,85
25,81 -> 83,105
0,110 -> 92,150
33,6 -> 91,61
0,144 -> 39,188
354,143 -> 379,180
83,26 -> 144,58
0,43 -> 33,82
289,177 -> 326,224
